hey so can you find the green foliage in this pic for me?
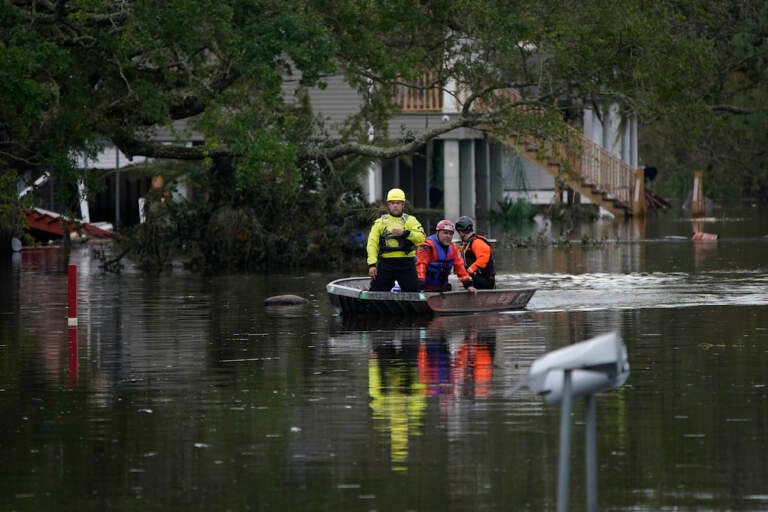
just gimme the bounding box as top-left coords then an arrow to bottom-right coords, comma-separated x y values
0,171 -> 29,248
119,156 -> 372,272
6,0 -> 760,268
640,0 -> 768,205
488,197 -> 536,234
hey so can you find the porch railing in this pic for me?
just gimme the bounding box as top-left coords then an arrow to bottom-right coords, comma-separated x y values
563,126 -> 635,206
393,72 -> 443,112
392,75 -> 636,211
498,123 -> 636,212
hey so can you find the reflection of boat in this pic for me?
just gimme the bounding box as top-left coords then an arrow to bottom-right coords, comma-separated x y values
327,277 -> 536,315
333,314 -> 433,332
330,311 -> 525,340
367,318 -> 500,470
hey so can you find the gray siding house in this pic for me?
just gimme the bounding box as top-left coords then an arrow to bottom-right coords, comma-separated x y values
64,72 -> 640,229
285,72 -> 640,227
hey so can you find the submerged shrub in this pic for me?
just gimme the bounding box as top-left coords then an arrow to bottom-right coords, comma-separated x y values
488,197 -> 536,233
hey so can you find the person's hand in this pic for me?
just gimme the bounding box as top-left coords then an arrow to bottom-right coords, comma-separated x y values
369,266 -> 377,279
467,286 -> 478,295
389,227 -> 404,237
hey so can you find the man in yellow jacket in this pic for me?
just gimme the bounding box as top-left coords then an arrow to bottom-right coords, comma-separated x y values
367,188 -> 426,292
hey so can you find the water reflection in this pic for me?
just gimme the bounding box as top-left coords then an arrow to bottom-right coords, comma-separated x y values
505,207 -> 768,243
336,313 -> 534,472
368,332 -> 424,471
419,316 -> 496,399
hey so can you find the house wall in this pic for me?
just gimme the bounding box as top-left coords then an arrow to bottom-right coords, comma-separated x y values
290,74 -> 365,134
75,134 -> 203,226
71,73 -> 638,228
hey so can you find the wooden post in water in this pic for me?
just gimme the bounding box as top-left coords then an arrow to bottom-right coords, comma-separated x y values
691,171 -> 705,217
632,168 -> 646,216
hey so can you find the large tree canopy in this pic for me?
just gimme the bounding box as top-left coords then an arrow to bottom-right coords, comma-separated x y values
640,0 -> 768,203
2,0 -> 712,174
0,0 -> 731,268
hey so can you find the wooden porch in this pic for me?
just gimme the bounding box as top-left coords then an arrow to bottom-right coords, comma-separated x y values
494,126 -> 643,217
393,77 -> 646,217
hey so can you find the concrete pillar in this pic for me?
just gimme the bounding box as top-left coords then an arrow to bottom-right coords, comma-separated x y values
583,107 -> 593,140
630,118 -> 638,168
364,161 -> 381,203
443,79 -> 460,113
479,140 -> 492,214
621,121 -> 631,163
443,140 -> 461,220
459,140 -> 476,219
611,105 -> 622,157
603,103 -> 616,155
489,143 -> 504,208
591,108 -> 603,145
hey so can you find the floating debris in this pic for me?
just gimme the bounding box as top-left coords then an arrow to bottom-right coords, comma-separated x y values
264,294 -> 308,305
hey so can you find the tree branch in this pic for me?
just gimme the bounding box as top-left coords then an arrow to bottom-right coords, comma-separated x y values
711,104 -> 767,115
111,132 -> 223,161
303,115 -> 489,161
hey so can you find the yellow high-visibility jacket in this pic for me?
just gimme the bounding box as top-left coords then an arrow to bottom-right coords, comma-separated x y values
366,213 -> 425,265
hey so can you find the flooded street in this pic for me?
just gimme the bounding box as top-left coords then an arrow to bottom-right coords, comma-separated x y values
2,209 -> 768,511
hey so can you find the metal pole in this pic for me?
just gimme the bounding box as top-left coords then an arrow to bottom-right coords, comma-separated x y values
557,369 -> 573,512
585,393 -> 598,512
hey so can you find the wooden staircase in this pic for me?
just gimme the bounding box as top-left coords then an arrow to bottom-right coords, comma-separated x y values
392,76 -> 648,216
494,125 -> 639,217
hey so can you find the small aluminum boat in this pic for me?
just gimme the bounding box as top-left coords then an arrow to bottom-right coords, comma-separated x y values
327,277 -> 536,315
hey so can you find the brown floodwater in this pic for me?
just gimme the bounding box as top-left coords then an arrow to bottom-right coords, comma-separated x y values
1,209 -> 767,511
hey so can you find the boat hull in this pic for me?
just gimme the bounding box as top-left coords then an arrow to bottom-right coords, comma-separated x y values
326,277 -> 535,315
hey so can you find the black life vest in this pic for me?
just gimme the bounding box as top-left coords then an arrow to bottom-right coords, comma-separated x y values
461,234 -> 496,279
378,213 -> 415,254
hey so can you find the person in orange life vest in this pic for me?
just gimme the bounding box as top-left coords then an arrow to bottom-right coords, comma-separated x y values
416,220 -> 477,294
367,188 -> 426,292
455,216 -> 496,290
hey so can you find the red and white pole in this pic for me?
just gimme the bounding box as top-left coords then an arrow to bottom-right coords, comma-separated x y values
67,264 -> 78,327
68,323 -> 79,387
67,264 -> 79,386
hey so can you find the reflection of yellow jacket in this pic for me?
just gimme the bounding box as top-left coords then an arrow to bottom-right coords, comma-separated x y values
367,214 -> 425,265
368,358 -> 427,471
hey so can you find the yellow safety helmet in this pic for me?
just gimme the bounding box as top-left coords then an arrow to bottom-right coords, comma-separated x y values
386,188 -> 406,202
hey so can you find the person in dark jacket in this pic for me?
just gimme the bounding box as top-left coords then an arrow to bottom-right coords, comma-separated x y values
455,216 -> 496,289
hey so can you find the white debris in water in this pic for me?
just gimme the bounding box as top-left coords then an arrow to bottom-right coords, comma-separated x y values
193,443 -> 209,448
